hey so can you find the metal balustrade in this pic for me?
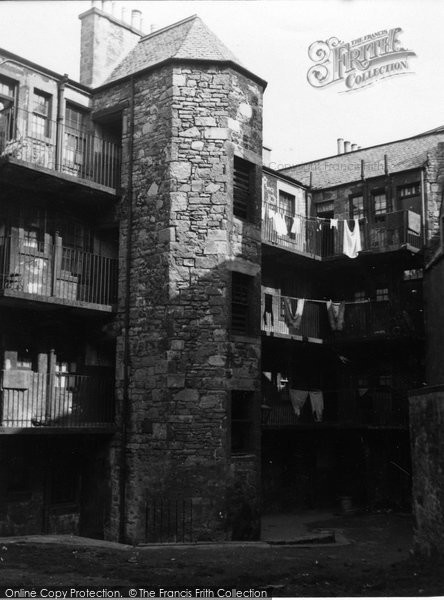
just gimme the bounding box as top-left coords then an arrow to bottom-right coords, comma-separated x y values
261,290 -> 423,341
0,235 -> 118,308
262,203 -> 422,258
0,372 -> 115,428
0,107 -> 121,189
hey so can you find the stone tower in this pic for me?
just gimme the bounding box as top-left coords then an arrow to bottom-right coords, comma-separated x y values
88,14 -> 266,542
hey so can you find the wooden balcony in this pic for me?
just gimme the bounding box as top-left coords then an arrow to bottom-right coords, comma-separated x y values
262,388 -> 408,429
0,234 -> 118,312
0,371 -> 115,432
262,203 -> 422,259
0,107 -> 121,194
261,290 -> 423,343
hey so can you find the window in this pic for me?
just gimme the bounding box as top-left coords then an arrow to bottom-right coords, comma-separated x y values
350,195 -> 364,219
316,201 -> 334,217
354,290 -> 366,302
0,75 -> 17,141
278,190 -> 295,216
231,272 -> 255,335
376,288 -> 389,302
64,103 -> 88,170
233,156 -> 255,221
31,89 -> 51,138
398,183 -> 420,198
403,268 -> 423,281
378,374 -> 393,388
231,390 -> 254,454
372,191 -> 387,218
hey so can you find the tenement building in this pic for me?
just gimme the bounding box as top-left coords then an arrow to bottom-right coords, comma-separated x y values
0,1 -> 443,546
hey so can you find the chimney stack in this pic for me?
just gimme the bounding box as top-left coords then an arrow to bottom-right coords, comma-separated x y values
79,3 -> 143,86
344,141 -> 351,153
337,138 -> 344,155
131,9 -> 142,30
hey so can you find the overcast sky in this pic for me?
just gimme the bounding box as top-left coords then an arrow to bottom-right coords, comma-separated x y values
1,0 -> 443,167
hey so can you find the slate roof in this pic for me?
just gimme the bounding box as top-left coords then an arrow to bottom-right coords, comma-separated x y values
105,15 -> 244,85
280,126 -> 444,189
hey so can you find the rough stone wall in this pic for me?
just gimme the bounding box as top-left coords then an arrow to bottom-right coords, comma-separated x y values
409,387 -> 444,555
92,63 -> 263,543
424,143 -> 444,252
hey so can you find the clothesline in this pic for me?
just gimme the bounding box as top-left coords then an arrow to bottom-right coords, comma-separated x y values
271,293 -> 371,305
264,204 -> 368,225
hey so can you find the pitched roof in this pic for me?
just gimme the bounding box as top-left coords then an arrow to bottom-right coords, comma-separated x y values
105,15 -> 244,85
280,126 -> 444,189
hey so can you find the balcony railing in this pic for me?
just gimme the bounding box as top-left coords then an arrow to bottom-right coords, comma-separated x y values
0,371 -> 115,429
0,107 -> 121,189
0,235 -> 118,309
263,387 -> 408,429
261,290 -> 423,342
262,203 -> 422,258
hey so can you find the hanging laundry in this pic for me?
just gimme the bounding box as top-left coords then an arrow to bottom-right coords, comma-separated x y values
309,390 -> 324,422
289,389 -> 308,416
291,215 -> 302,235
343,218 -> 362,259
273,211 -> 287,236
283,297 -> 305,330
326,300 -> 345,331
263,293 -> 274,326
317,220 -> 323,231
330,218 -> 338,229
261,204 -> 265,219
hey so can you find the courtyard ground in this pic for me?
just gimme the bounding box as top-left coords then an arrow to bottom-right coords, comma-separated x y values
0,511 -> 443,597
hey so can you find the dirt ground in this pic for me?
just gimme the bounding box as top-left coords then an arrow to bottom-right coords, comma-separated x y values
0,512 -> 443,597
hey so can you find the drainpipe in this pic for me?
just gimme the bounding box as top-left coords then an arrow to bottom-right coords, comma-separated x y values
119,74 -> 135,544
421,168 -> 427,247
55,74 -> 69,172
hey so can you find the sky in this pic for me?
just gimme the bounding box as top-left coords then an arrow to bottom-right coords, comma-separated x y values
1,0 -> 443,167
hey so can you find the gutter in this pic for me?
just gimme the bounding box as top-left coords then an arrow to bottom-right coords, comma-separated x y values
119,74 -> 135,544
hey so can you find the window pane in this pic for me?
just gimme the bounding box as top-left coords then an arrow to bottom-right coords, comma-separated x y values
373,192 -> 387,215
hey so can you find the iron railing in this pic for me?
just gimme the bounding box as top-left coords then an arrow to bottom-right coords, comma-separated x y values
261,291 -> 423,341
0,235 -> 118,307
0,371 -> 115,428
262,203 -> 422,258
0,107 -> 121,189
262,388 -> 408,428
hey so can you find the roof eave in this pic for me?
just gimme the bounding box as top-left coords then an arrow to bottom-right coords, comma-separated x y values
94,57 -> 267,92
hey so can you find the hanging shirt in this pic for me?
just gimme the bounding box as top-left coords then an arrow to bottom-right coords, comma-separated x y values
273,212 -> 287,236
291,216 -> 302,235
330,218 -> 338,229
309,390 -> 324,422
343,218 -> 362,259
289,389 -> 308,416
327,300 -> 345,331
283,297 -> 305,330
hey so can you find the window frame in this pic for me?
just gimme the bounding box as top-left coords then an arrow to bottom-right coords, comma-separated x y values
349,194 -> 365,220
231,271 -> 255,336
31,89 -> 52,139
233,155 -> 256,222
230,390 -> 255,455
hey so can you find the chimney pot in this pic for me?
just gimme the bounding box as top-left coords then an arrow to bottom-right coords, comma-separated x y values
131,9 -> 142,30
344,141 -> 351,153
351,143 -> 358,151
263,146 -> 272,167
111,2 -> 117,16
102,1 -> 111,12
121,6 -> 127,21
150,24 -> 158,33
337,138 -> 344,155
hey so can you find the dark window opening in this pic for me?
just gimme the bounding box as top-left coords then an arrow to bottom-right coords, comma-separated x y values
50,462 -> 80,506
231,390 -> 255,454
234,156 -> 255,221
231,272 -> 254,335
398,183 -> 420,198
315,201 -> 334,218
376,288 -> 389,302
350,195 -> 364,219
